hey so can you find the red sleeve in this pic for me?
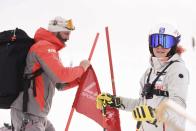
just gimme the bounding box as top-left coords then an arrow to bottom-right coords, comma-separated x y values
31,42 -> 84,83
62,79 -> 80,91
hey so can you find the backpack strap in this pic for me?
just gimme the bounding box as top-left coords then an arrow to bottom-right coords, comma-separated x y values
146,68 -> 153,84
20,68 -> 43,131
152,89 -> 169,97
142,60 -> 178,99
151,61 -> 177,86
22,68 -> 43,113
151,61 -> 178,97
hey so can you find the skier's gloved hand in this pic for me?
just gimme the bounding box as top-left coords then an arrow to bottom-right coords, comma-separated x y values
96,93 -> 112,110
132,105 -> 158,127
96,93 -> 124,110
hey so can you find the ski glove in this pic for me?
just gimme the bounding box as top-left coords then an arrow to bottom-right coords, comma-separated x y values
132,105 -> 158,127
96,93 -> 124,110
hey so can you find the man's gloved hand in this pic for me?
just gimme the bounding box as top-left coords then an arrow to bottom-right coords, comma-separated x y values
96,93 -> 124,110
132,105 -> 158,127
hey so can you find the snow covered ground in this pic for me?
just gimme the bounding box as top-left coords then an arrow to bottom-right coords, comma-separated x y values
1,0 -> 196,130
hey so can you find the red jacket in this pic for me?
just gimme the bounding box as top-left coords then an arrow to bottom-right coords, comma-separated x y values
12,28 -> 84,117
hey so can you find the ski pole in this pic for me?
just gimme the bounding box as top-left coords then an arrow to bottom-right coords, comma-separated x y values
102,100 -> 107,131
136,121 -> 142,131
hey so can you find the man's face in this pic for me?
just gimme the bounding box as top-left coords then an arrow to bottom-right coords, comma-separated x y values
56,31 -> 71,44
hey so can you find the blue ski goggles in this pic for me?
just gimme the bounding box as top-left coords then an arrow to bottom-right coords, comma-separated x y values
149,34 -> 177,48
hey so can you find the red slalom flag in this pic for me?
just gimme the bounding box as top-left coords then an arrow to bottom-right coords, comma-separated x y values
73,65 -> 121,131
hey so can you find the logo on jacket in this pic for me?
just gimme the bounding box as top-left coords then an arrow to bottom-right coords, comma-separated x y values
155,84 -> 164,90
159,27 -> 165,34
48,49 -> 57,53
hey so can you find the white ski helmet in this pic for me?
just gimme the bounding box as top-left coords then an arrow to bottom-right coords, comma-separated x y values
48,16 -> 75,32
148,23 -> 181,56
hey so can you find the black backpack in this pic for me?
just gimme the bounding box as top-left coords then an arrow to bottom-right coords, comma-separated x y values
0,28 -> 37,109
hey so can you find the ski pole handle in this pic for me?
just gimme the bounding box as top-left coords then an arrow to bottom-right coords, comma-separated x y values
102,101 -> 107,116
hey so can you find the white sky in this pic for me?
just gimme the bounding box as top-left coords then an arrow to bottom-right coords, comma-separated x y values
0,0 -> 196,130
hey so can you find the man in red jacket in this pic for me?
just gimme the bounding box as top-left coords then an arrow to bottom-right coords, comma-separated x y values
11,16 -> 90,131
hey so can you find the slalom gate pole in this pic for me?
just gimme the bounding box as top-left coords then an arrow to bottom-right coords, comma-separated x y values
101,27 -> 117,131
105,27 -> 116,95
88,33 -> 100,61
65,33 -> 99,131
